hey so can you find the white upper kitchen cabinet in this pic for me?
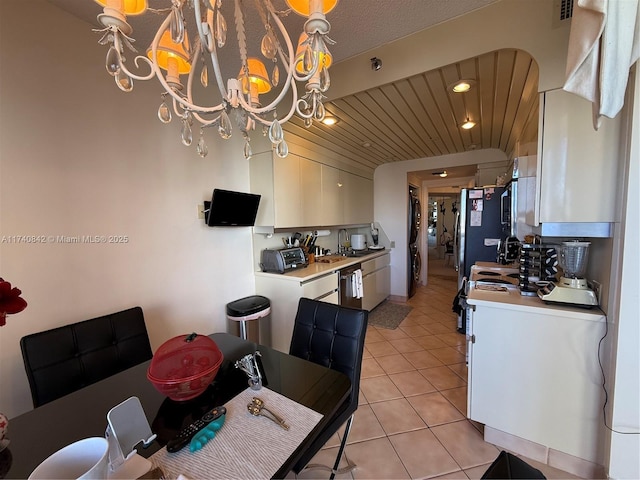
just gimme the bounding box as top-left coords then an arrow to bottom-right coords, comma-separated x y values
527,88 -> 622,226
320,164 -> 344,226
251,151 -> 373,229
300,158 -> 322,227
344,172 -> 374,225
251,151 -> 301,229
320,165 -> 374,226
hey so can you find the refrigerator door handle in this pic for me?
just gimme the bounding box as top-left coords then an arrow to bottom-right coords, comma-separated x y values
500,189 -> 509,226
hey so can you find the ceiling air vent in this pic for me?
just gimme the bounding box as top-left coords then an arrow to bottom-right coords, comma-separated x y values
553,0 -> 574,28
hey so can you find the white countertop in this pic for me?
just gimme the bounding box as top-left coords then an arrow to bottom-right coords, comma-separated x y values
466,282 -> 606,321
255,250 -> 389,283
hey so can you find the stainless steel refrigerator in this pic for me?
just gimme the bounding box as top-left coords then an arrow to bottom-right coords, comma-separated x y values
455,186 -> 507,287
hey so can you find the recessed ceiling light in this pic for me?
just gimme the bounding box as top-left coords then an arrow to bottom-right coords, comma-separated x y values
432,171 -> 447,177
449,79 -> 476,93
439,171 -> 448,177
321,115 -> 339,126
460,119 -> 476,130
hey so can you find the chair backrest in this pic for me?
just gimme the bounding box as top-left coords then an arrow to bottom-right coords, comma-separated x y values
289,298 -> 368,471
20,306 -> 153,408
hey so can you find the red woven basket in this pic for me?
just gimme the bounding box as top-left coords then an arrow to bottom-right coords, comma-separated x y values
147,333 -> 223,401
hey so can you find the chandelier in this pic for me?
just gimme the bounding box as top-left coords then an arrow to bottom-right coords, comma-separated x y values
92,0 -> 338,158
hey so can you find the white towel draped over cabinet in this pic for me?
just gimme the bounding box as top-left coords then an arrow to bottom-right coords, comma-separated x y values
351,269 -> 364,299
563,0 -> 640,129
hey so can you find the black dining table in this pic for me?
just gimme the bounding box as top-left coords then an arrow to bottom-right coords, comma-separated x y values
1,333 -> 351,479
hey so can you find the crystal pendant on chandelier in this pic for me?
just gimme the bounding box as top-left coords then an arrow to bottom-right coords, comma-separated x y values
314,101 -> 326,121
105,46 -> 121,75
215,10 -> 227,48
170,6 -> 185,44
261,31 -> 278,60
115,70 -> 133,92
303,46 -> 314,73
197,132 -> 209,157
320,66 -> 330,92
268,120 -> 284,144
200,63 -> 208,87
243,138 -> 252,159
158,101 -> 172,123
275,139 -> 289,158
218,111 -> 232,139
181,114 -> 193,146
271,64 -> 279,87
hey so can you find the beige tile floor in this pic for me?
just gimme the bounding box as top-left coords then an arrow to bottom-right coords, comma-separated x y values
294,268 -> 584,480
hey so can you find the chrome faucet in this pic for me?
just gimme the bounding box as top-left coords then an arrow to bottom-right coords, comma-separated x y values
338,229 -> 348,253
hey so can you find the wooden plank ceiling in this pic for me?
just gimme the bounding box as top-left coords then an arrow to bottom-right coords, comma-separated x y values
284,49 -> 540,174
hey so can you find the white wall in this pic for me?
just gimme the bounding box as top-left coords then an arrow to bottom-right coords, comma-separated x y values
0,0 -> 261,418
374,150 -> 506,298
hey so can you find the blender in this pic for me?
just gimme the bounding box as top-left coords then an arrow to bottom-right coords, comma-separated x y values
369,223 -> 384,250
538,240 -> 598,307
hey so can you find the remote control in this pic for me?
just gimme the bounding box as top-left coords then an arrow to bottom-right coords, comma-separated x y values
166,406 -> 226,453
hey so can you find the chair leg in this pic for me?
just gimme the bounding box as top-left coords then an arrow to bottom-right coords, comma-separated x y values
297,414 -> 357,478
330,414 -> 354,480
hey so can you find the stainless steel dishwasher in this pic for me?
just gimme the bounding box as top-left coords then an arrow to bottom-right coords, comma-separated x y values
339,263 -> 362,309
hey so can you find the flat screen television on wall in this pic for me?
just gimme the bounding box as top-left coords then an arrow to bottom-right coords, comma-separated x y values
206,189 -> 261,227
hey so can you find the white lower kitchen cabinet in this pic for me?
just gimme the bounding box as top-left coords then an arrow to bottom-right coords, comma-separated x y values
255,271 -> 338,353
467,285 -> 608,469
361,253 -> 390,311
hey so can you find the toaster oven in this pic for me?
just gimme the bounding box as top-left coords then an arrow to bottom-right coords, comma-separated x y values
260,247 -> 307,274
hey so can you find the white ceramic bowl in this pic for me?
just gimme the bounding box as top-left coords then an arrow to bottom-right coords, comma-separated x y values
29,437 -> 109,480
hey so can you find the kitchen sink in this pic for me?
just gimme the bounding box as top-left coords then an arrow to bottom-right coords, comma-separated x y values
341,250 -> 370,258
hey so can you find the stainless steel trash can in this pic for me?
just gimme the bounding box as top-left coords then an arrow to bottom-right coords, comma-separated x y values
226,295 -> 271,346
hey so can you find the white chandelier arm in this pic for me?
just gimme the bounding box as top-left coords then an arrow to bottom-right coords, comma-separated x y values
296,97 -> 314,119
111,29 -> 156,81
149,13 -> 225,115
183,45 -> 224,126
192,0 -> 228,99
235,74 -> 298,126
191,109 -> 223,126
232,1 -> 297,116
274,32 -> 319,84
253,0 -> 314,84
170,94 -> 187,117
275,76 -> 302,123
193,2 -> 214,51
183,37 -> 224,115
190,1 -> 232,110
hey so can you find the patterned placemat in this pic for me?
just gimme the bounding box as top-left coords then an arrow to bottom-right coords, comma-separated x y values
150,387 -> 323,479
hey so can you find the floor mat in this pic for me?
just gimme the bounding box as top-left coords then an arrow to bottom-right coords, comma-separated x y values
368,301 -> 412,329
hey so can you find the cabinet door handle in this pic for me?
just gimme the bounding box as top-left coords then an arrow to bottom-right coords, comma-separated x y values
470,334 -> 476,344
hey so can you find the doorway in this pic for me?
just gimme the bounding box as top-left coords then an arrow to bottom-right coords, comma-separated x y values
427,194 -> 459,279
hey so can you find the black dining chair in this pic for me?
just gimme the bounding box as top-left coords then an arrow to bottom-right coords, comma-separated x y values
20,306 -> 153,408
288,297 -> 368,479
